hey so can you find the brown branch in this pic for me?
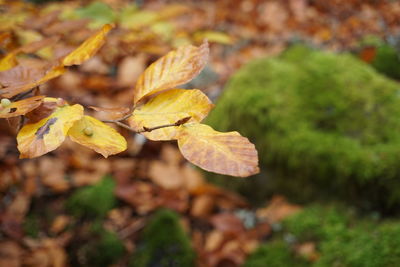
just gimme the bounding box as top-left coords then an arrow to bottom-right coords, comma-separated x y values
137,116 -> 191,133
102,116 -> 191,134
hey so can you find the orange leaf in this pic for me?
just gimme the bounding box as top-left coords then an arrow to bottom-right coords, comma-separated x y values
17,104 -> 84,158
0,96 -> 44,118
128,89 -> 213,140
133,40 -> 209,105
62,24 -> 114,66
177,123 -> 259,177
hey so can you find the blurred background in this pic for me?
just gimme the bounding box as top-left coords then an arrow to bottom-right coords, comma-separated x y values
2,0 -> 400,266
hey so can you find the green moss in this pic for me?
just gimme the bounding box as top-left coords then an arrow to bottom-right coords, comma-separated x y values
244,241 -> 309,267
23,214 -> 40,238
66,176 -> 116,218
130,209 -> 195,267
76,222 -> 125,266
75,2 -> 116,27
246,205 -> 400,267
358,36 -> 400,80
206,46 -> 400,209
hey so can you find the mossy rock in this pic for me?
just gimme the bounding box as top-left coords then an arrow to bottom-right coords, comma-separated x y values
245,204 -> 400,267
206,45 -> 400,210
66,176 -> 116,218
130,209 -> 195,267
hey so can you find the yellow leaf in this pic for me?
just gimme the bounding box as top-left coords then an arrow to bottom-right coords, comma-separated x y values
128,89 -> 213,140
0,96 -> 44,118
17,104 -> 84,158
133,40 -> 209,105
193,31 -> 234,45
68,115 -> 127,158
177,123 -> 259,177
0,52 -> 18,71
0,65 -> 66,98
62,24 -> 114,66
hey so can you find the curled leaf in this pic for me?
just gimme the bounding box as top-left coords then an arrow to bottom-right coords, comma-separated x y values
68,115 -> 127,158
17,104 -> 84,158
62,24 -> 114,66
0,96 -> 44,118
128,88 -> 213,140
177,123 -> 259,177
133,40 -> 209,104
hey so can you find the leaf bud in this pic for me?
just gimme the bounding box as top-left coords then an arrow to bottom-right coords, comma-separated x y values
1,98 -> 11,108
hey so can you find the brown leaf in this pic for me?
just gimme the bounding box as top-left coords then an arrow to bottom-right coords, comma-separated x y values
210,213 -> 245,235
149,160 -> 185,190
0,64 -> 66,98
256,195 -> 302,223
0,241 -> 22,267
19,36 -> 60,54
133,40 -> 209,105
191,194 -> 215,218
177,123 -> 259,177
117,54 -> 147,87
0,96 -> 44,118
89,105 -> 130,121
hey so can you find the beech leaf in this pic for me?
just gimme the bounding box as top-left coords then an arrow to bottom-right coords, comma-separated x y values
177,123 -> 259,177
0,65 -> 66,98
0,52 -> 18,71
17,104 -> 84,158
128,89 -> 213,140
68,115 -> 127,158
0,96 -> 45,118
133,40 -> 209,105
62,24 -> 114,66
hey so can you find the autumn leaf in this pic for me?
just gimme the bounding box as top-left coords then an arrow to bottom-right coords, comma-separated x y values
17,104 -> 84,158
127,89 -> 213,140
0,52 -> 18,71
68,115 -> 127,158
0,96 -> 44,118
0,65 -> 66,98
62,24 -> 114,66
89,105 -> 130,121
133,40 -> 209,105
176,123 -> 259,177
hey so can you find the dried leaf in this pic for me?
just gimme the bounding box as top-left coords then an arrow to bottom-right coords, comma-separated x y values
177,123 -> 259,177
0,52 -> 18,71
133,40 -> 209,104
210,213 -> 245,234
0,65 -> 66,98
25,97 -> 59,123
89,105 -> 130,121
0,96 -> 44,118
62,24 -> 114,66
128,89 -> 213,140
17,104 -> 84,158
256,195 -> 302,223
68,115 -> 127,157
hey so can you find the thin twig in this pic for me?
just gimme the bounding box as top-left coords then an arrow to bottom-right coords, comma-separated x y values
102,116 -> 191,133
137,116 -> 191,133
